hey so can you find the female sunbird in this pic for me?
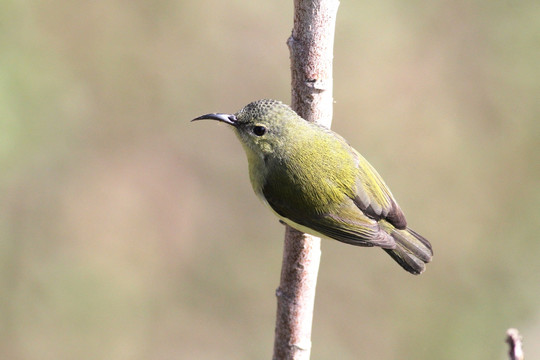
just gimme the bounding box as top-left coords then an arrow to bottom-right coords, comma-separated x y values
193,99 -> 433,274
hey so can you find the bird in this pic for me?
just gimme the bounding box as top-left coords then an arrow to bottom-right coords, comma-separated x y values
193,99 -> 433,274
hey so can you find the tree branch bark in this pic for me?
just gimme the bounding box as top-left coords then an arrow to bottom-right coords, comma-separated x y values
272,1 -> 339,359
506,328 -> 524,360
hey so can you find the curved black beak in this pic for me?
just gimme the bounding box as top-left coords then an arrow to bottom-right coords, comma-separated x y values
192,113 -> 238,126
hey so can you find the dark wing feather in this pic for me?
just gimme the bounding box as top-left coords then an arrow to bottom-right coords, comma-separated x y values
263,185 -> 396,249
300,210 -> 396,248
351,149 -> 407,229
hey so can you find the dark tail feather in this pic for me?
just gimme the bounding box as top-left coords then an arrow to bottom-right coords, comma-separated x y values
384,227 -> 433,275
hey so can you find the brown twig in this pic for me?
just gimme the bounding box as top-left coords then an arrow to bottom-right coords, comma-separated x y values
506,328 -> 524,360
272,1 -> 339,359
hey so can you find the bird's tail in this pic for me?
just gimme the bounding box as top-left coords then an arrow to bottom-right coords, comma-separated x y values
384,227 -> 433,275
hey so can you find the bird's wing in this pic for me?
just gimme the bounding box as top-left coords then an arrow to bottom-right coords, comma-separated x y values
263,184 -> 396,248
299,202 -> 397,248
351,149 -> 407,229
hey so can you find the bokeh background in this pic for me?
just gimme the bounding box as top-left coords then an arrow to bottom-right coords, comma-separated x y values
1,0 -> 539,359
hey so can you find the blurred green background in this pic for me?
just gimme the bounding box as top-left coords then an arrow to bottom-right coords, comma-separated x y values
1,0 -> 539,359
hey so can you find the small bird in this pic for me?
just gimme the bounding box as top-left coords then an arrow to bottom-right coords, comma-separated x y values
193,99 -> 433,274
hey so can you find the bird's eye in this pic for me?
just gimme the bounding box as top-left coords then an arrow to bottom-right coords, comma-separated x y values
253,125 -> 267,136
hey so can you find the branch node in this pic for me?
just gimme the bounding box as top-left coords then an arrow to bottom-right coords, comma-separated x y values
305,79 -> 328,91
291,339 -> 312,351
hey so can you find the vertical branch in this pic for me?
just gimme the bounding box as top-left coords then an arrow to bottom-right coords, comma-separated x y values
272,1 -> 339,359
273,227 -> 321,360
506,328 -> 524,360
288,0 -> 339,127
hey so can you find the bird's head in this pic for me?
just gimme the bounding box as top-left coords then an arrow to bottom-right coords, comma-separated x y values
192,99 -> 304,158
